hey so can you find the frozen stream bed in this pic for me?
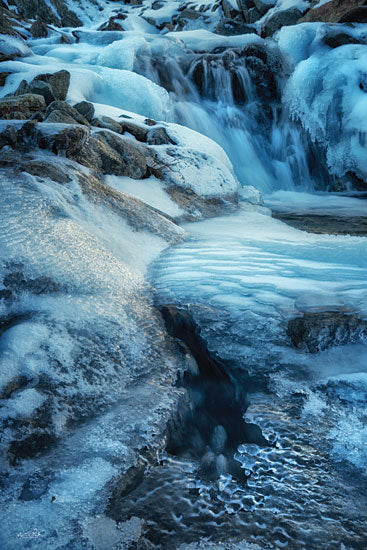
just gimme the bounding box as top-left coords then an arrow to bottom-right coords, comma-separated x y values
146,194 -> 367,548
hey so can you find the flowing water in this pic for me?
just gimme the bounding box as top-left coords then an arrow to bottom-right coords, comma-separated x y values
2,25 -> 367,548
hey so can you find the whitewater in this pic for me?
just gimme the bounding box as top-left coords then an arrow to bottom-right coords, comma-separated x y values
1,0 -> 367,548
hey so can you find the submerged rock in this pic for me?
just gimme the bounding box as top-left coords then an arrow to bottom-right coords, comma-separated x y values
287,311 -> 367,352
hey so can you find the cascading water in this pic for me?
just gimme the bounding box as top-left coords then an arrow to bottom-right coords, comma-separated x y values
134,46 -> 316,194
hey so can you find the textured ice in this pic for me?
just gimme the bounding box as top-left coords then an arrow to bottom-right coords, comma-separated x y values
276,22 -> 367,183
166,30 -> 263,53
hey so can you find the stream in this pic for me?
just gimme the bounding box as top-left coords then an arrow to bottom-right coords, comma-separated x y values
1,13 -> 367,549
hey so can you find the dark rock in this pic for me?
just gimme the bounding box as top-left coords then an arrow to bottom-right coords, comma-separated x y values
27,80 -> 55,106
13,79 -> 28,96
37,124 -> 90,157
30,111 -> 45,122
29,17 -> 48,38
98,17 -> 125,31
253,0 -> 275,15
60,34 -> 71,44
322,32 -> 363,48
73,100 -> 95,122
45,100 -> 90,125
0,94 -> 46,120
339,7 -> 367,23
247,7 -> 262,23
272,211 -> 367,236
263,8 -> 303,36
0,71 -> 11,86
9,431 -> 57,463
145,118 -> 157,126
91,115 -> 122,134
44,109 -> 80,124
221,0 -> 240,19
11,0 -> 81,28
147,126 -> 176,145
19,160 -> 72,183
215,18 -> 256,36
90,130 -> 148,178
34,70 -> 70,101
120,120 -> 148,142
0,125 -> 17,149
288,311 -> 367,352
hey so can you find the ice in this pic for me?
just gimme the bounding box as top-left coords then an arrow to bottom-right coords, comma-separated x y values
0,35 -> 31,58
264,190 -> 367,217
166,29 -> 263,53
276,23 -> 367,183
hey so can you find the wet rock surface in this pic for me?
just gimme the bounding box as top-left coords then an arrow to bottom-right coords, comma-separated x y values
272,211 -> 367,235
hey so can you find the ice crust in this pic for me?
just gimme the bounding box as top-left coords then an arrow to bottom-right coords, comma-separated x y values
277,22 -> 367,183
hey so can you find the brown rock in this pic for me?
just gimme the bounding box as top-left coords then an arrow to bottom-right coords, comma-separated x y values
0,94 -> 46,120
299,0 -> 367,23
34,70 -> 70,101
20,159 -> 71,183
45,100 -> 90,125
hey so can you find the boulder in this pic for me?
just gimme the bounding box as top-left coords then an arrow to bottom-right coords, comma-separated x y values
0,94 -> 46,120
120,120 -> 148,142
45,100 -> 90,125
247,7 -> 262,23
73,100 -> 95,122
263,8 -> 303,36
44,109 -> 80,124
322,32 -> 363,49
340,7 -> 367,23
29,17 -> 48,38
221,0 -> 241,19
90,130 -> 148,178
11,0 -> 81,27
27,80 -> 55,106
299,0 -> 367,23
33,70 -> 70,101
253,0 -> 276,15
147,126 -> 176,146
287,311 -> 367,352
98,17 -> 125,31
91,115 -> 122,134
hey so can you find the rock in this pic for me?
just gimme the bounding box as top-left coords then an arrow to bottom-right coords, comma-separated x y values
60,34 -> 71,44
0,94 -> 46,120
3,270 -> 59,294
44,109 -> 80,124
221,0 -> 240,19
98,17 -> 125,31
322,32 -> 363,49
253,0 -> 276,15
27,80 -> 56,106
0,125 -> 17,149
146,126 -> 176,146
33,70 -> 70,101
247,7 -> 262,23
91,115 -> 122,134
11,0 -> 81,27
215,18 -> 256,36
30,111 -> 45,122
0,34 -> 30,62
29,17 -> 48,38
19,160 -> 72,183
0,72 -> 11,87
287,311 -> 367,352
73,100 -> 95,122
89,130 -> 148,178
45,100 -> 90,125
263,8 -> 303,36
339,7 -> 367,23
13,79 -> 28,96
120,120 -> 148,142
37,124 -> 90,157
299,0 -> 367,23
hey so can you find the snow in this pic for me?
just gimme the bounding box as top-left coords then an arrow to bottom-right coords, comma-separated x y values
105,175 -> 185,218
0,35 -> 31,58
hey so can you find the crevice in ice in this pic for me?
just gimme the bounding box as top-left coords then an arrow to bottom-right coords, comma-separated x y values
160,305 -> 269,481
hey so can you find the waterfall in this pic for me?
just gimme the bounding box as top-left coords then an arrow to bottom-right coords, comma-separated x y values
134,48 -> 316,194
